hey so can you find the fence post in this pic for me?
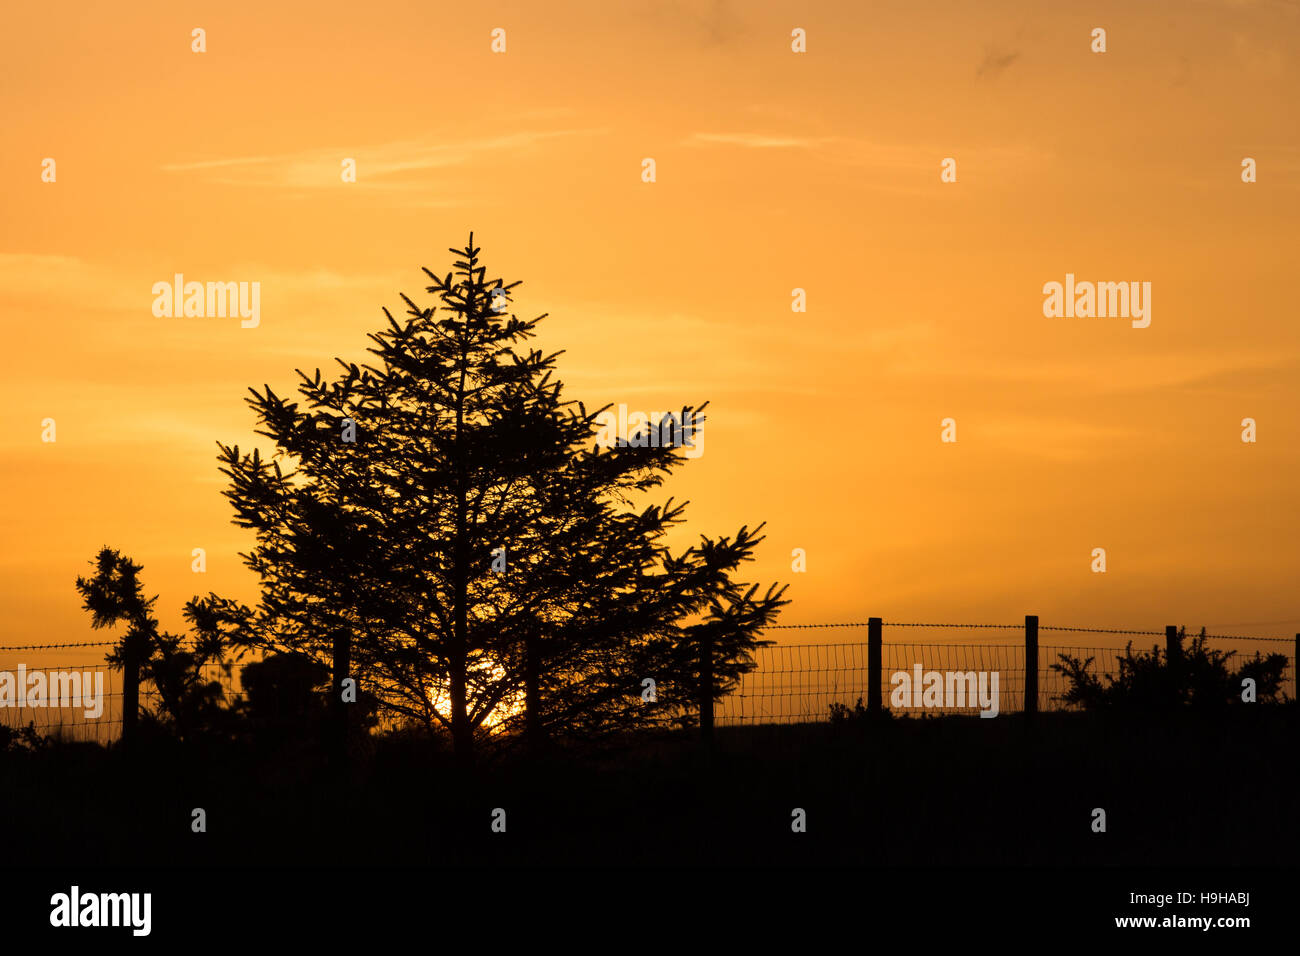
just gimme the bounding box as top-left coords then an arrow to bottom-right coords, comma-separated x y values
868,618 -> 882,714
699,629 -> 713,746
1165,625 -> 1181,704
1024,615 -> 1039,717
331,629 -> 351,760
120,633 -> 141,751
1295,634 -> 1299,701
1165,625 -> 1181,664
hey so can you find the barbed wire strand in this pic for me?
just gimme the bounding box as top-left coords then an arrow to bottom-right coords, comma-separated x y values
4,621 -> 1296,652
0,640 -> 119,651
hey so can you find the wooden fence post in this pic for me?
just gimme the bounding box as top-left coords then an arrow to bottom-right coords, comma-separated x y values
1166,625 -> 1181,704
121,633 -> 140,751
868,617 -> 882,714
699,629 -> 713,746
1294,634 -> 1299,701
1025,615 -> 1039,717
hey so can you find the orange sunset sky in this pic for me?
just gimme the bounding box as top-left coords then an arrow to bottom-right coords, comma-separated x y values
2,0 -> 1299,652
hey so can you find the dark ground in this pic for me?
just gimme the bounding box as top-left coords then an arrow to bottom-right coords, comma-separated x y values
2,707 -> 1295,867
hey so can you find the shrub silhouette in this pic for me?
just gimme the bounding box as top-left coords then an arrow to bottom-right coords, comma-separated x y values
239,653 -> 330,728
237,652 -> 380,743
1052,627 -> 1288,710
0,722 -> 45,754
828,697 -> 868,724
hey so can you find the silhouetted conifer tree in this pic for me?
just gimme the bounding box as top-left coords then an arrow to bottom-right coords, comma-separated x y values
217,236 -> 786,762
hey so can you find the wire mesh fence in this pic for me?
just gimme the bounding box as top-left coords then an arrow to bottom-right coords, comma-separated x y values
2,620 -> 1296,741
0,653 -> 247,745
716,622 -> 1298,725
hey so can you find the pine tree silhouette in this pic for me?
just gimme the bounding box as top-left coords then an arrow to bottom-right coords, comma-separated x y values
217,236 -> 786,762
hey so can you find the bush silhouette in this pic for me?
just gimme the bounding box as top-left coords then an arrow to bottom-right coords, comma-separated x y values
237,652 -> 380,744
239,654 -> 331,728
1052,628 -> 1288,710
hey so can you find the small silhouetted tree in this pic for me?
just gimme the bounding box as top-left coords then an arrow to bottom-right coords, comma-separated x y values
76,547 -> 252,740
216,236 -> 787,763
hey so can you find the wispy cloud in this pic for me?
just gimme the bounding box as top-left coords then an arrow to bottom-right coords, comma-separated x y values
160,129 -> 607,189
685,132 -> 832,149
0,254 -> 394,311
892,346 -> 1300,395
